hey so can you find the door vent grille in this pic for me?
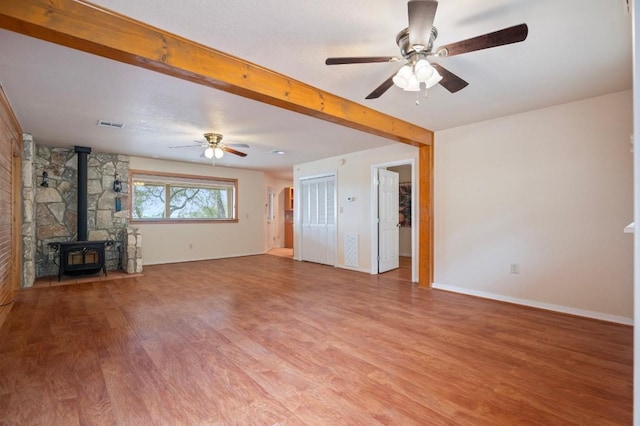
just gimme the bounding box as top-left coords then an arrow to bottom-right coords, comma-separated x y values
344,233 -> 359,267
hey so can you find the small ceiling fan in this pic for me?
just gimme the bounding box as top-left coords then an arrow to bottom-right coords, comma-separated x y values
170,133 -> 249,161
325,0 -> 528,99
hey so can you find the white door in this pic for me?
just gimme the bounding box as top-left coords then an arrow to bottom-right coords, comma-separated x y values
378,168 -> 399,273
300,175 -> 336,266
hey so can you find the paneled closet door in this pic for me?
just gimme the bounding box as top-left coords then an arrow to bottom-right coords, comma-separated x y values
300,175 -> 336,266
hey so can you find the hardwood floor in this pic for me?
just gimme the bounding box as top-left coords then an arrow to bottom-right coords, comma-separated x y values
379,255 -> 412,281
0,255 -> 632,425
266,248 -> 293,259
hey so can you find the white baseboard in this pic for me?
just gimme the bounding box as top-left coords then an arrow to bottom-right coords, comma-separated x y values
144,252 -> 265,266
432,283 -> 633,325
338,264 -> 371,274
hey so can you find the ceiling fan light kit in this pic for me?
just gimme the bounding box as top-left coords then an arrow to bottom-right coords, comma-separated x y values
204,144 -> 225,159
325,0 -> 528,100
392,57 -> 442,91
169,132 -> 249,165
204,146 -> 224,159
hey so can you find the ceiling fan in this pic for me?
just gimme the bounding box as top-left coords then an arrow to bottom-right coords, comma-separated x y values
325,0 -> 528,99
170,133 -> 249,161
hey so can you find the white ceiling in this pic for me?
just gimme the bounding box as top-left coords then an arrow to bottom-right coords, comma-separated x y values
0,0 -> 632,180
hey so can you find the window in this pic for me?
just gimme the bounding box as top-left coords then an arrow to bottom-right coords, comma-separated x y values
130,171 -> 237,222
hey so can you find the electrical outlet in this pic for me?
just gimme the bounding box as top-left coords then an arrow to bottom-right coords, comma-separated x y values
48,252 -> 54,261
510,263 -> 520,274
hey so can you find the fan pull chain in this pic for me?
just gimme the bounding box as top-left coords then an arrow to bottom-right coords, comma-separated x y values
415,89 -> 431,106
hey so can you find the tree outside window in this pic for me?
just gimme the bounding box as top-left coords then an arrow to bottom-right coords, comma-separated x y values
131,172 -> 237,222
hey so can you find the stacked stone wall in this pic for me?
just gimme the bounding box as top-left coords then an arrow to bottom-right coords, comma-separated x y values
32,147 -> 130,279
21,134 -> 36,287
125,227 -> 143,274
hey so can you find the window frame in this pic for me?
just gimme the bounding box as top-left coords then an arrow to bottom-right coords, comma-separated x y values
129,169 -> 239,224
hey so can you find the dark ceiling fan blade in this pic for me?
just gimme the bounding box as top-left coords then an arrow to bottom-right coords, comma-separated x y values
432,64 -> 468,93
436,23 -> 528,57
222,146 -> 247,157
408,0 -> 438,51
365,74 -> 396,99
226,143 -> 250,148
325,56 -> 399,65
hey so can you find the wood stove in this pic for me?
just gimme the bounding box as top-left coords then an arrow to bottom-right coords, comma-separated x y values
48,146 -> 116,281
48,240 -> 114,281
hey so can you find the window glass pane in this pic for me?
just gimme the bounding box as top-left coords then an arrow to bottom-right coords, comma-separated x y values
169,186 -> 229,219
132,184 -> 166,218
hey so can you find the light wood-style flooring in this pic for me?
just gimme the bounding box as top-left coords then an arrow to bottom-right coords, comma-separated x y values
0,255 -> 632,425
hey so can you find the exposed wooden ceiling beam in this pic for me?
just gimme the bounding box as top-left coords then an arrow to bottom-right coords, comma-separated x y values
0,0 -> 433,147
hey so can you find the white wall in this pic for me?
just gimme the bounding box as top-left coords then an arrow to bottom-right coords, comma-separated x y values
294,143 -> 419,272
129,157 -> 267,264
434,90 -> 634,322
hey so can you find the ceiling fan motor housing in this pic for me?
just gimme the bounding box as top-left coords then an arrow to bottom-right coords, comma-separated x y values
204,132 -> 223,145
396,26 -> 438,58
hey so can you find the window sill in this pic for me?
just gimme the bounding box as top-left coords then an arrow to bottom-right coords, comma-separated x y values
130,219 -> 239,225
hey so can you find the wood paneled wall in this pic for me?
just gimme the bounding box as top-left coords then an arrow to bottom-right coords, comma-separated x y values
0,85 -> 21,328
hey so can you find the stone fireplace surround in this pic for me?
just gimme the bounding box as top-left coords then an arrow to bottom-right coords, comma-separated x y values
20,134 -> 142,287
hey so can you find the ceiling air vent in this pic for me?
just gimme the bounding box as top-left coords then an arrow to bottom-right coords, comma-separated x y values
97,120 -> 125,129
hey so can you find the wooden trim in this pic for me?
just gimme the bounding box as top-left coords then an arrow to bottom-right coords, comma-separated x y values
0,0 -> 433,147
418,144 -> 434,287
130,219 -> 240,225
130,169 -> 238,184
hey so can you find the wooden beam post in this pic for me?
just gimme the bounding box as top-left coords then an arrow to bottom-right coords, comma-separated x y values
419,144 -> 434,287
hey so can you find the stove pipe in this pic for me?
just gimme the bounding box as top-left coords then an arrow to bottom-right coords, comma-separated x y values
74,146 -> 91,241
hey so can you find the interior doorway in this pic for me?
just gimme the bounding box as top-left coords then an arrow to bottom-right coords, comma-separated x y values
284,186 -> 294,249
371,159 -> 416,282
